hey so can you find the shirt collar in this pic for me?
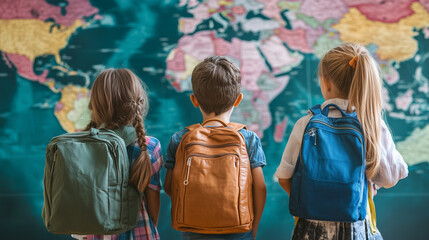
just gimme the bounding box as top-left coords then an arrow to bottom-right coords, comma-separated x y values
321,98 -> 350,111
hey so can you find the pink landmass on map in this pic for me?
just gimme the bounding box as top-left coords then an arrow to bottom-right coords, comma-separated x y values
245,75 -> 289,138
300,0 -> 348,23
260,35 -> 301,73
231,5 -> 246,15
383,63 -> 400,85
420,0 -> 429,12
3,53 -> 50,83
291,19 -> 326,47
276,27 -> 313,53
274,116 -> 288,143
167,50 -> 186,71
395,89 -> 414,111
257,0 -> 285,24
241,59 -> 267,91
179,32 -> 215,60
0,0 -> 98,26
213,37 -> 241,60
344,0 -> 418,23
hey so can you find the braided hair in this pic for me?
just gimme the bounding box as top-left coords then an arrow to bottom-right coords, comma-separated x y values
129,98 -> 152,192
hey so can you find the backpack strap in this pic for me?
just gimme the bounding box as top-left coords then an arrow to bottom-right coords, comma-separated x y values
367,182 -> 377,234
113,125 -> 137,146
309,104 -> 322,116
185,120 -> 247,131
185,123 -> 202,131
228,122 -> 247,131
322,103 -> 349,117
311,104 -> 358,118
202,118 -> 228,127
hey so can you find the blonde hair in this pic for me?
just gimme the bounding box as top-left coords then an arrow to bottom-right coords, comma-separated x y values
318,43 -> 382,179
86,68 -> 151,192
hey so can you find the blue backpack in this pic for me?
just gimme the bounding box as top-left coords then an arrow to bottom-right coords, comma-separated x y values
289,104 -> 368,222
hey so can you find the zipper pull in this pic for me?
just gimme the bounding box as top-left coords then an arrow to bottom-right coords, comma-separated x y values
309,129 -> 317,146
184,157 -> 191,185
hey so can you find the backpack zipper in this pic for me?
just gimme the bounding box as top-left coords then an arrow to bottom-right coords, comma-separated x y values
183,157 -> 192,185
305,128 -> 317,145
183,153 -> 240,186
304,120 -> 364,156
310,120 -> 363,137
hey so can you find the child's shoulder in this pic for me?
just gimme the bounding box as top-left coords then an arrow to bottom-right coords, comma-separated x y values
170,128 -> 190,142
145,136 -> 161,150
237,127 -> 259,140
295,111 -> 313,128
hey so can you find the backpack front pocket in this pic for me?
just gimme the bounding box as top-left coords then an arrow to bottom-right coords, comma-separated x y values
181,153 -> 240,228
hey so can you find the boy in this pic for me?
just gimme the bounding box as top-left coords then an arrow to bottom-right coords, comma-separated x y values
164,56 -> 267,240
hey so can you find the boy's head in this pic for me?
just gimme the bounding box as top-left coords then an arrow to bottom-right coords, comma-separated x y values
191,56 -> 242,115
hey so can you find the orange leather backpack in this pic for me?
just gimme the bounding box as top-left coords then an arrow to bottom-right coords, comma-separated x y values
171,119 -> 254,234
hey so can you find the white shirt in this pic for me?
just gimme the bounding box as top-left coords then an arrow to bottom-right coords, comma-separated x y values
275,98 -> 408,188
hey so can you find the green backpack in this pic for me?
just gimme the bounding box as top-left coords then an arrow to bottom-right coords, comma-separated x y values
42,126 -> 142,234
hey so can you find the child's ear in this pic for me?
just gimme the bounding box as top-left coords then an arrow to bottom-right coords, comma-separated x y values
233,93 -> 243,107
190,94 -> 199,107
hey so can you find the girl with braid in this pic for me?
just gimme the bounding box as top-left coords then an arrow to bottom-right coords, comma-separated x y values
74,68 -> 163,240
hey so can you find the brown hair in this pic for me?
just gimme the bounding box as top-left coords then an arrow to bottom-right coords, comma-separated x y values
191,56 -> 241,115
318,43 -> 382,179
86,68 -> 151,192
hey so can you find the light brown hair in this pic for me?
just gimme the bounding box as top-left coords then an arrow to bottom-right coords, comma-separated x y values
318,43 -> 382,179
86,68 -> 151,192
191,56 -> 241,115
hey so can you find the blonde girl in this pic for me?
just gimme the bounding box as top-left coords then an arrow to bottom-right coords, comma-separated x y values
75,68 -> 163,240
275,43 -> 408,239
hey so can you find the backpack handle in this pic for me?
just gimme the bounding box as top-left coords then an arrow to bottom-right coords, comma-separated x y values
202,118 -> 228,127
321,103 -> 349,117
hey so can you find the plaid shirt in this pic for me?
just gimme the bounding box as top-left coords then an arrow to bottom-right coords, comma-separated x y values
75,136 -> 163,240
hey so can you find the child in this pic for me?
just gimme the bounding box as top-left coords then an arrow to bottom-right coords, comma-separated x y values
275,43 -> 408,239
164,56 -> 267,240
75,69 -> 163,240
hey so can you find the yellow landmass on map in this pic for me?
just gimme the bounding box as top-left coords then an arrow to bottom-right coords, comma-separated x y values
183,54 -> 199,80
397,124 -> 429,166
55,85 -> 91,133
218,0 -> 233,6
52,65 -> 78,75
333,2 -> 429,62
0,19 -> 83,63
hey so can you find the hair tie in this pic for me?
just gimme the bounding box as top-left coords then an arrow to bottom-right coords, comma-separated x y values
349,56 -> 358,68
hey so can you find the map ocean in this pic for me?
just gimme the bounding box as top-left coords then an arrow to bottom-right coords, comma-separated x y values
0,0 -> 428,239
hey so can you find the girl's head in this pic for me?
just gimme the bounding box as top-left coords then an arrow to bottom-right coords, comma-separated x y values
318,43 -> 382,179
87,68 -> 151,192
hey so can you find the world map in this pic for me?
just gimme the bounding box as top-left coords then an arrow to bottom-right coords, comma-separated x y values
0,0 -> 428,239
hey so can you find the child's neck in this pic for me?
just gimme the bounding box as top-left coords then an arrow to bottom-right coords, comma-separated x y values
201,108 -> 233,126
